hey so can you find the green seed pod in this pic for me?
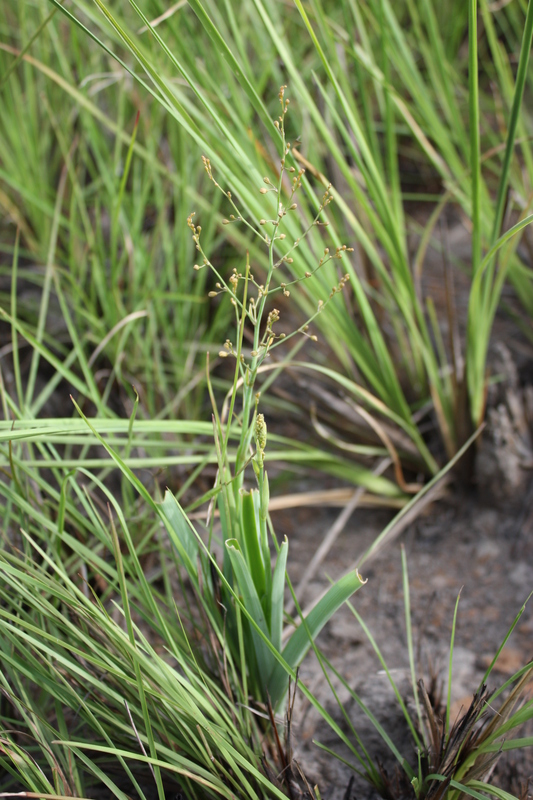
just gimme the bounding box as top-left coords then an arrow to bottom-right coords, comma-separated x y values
254,413 -> 267,454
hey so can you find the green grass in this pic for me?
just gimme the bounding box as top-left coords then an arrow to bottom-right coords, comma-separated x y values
0,511 -> 291,800
31,0 -> 533,483
2,1 -> 533,798
1,0 -> 236,421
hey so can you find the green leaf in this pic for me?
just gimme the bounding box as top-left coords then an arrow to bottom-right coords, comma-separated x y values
426,775 -> 498,800
224,538 -> 273,693
240,489 -> 266,599
270,537 -> 289,654
186,0 -> 275,135
268,569 -> 366,705
159,491 -> 199,580
468,780 -> 527,800
467,212 -> 533,424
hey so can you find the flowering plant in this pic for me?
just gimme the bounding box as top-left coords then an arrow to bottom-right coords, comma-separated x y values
162,88 -> 363,709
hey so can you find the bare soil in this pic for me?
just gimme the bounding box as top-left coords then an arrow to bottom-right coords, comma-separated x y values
272,452 -> 533,799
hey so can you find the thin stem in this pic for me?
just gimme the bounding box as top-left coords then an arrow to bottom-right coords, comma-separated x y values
469,0 -> 482,273
490,0 -> 533,246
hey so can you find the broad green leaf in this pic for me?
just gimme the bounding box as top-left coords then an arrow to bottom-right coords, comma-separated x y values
225,538 -> 273,692
268,569 -> 366,705
270,537 -> 288,654
240,489 -> 266,599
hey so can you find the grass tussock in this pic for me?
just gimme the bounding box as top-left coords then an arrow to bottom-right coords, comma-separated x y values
1,0 -> 533,798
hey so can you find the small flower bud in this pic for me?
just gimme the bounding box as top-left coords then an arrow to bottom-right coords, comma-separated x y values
222,219 -> 229,225
260,187 -> 268,194
290,203 -> 297,210
219,351 -> 229,357
208,291 -> 217,297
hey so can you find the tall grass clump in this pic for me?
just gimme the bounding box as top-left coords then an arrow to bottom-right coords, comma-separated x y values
1,3 -> 533,796
0,505 -> 297,800
46,0 -> 533,490
1,0 -> 408,502
0,84 -> 373,798
0,0 -> 241,422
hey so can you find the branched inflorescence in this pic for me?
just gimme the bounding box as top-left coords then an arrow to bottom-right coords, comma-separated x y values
182,89 -> 366,712
187,86 -> 353,399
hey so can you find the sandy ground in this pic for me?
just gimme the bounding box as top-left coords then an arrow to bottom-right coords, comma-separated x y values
271,468 -> 533,799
